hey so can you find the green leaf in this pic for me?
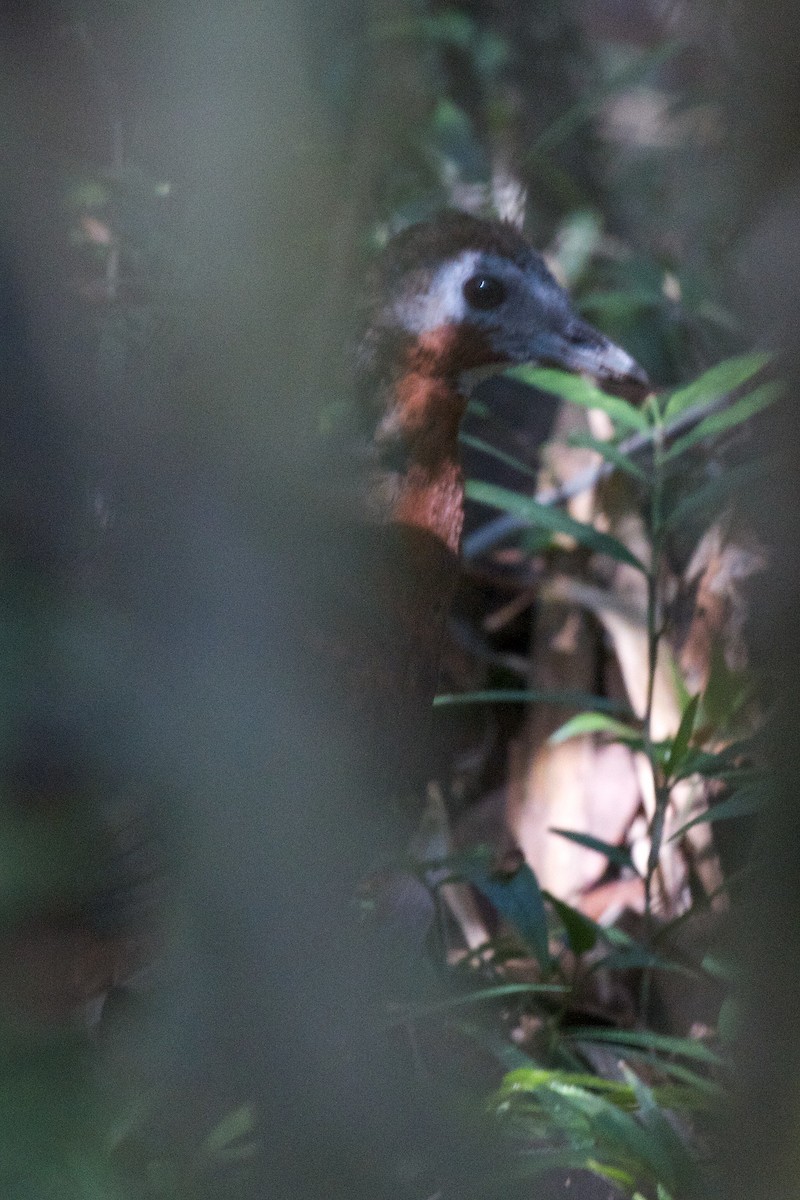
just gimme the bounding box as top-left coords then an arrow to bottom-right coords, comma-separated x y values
664,380 -> 782,460
699,953 -> 735,983
509,1147 -> 621,1183
549,711 -> 644,747
545,892 -> 599,955
663,458 -> 766,530
457,1020 -> 536,1071
466,396 -> 491,418
617,1051 -> 726,1101
468,861 -> 552,970
507,365 -> 649,432
567,431 -> 649,482
666,651 -> 692,714
591,947 -> 695,977
498,1067 -> 638,1107
466,480 -> 648,570
697,643 -> 755,732
567,1026 -> 724,1067
580,288 -> 663,320
549,828 -> 638,873
386,982 -> 566,1024
662,352 -> 771,421
669,783 -> 763,840
670,738 -> 758,782
203,1105 -> 256,1155
621,1066 -> 696,1190
664,694 -> 700,779
553,210 -> 604,285
370,11 -> 475,48
535,1081 -> 678,1190
434,689 -> 630,714
459,431 -> 539,479
717,995 -> 741,1044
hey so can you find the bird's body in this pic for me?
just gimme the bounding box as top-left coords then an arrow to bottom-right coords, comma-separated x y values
335,211 -> 646,796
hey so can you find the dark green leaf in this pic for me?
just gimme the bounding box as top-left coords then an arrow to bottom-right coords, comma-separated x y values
669,783 -> 763,840
465,480 -> 648,570
671,738 -> 758,782
697,642 -> 755,732
370,11 -> 475,48
203,1105 -> 256,1155
549,711 -> 644,747
664,694 -> 700,779
580,288 -> 663,319
434,689 -> 630,714
549,828 -> 638,873
622,1066 -> 696,1188
567,431 -> 649,481
545,892 -> 599,955
662,352 -> 771,421
459,431 -> 539,479
567,1027 -> 724,1067
717,996 -> 741,1044
507,366 -> 649,432
468,861 -> 551,970
535,1081 -> 679,1190
665,380 -> 781,460
591,948 -> 695,977
466,397 -> 491,418
617,1051 -> 726,1101
386,982 -> 565,1024
457,1020 -> 536,1071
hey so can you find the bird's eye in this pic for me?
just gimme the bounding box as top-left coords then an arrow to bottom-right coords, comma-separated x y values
463,274 -> 507,310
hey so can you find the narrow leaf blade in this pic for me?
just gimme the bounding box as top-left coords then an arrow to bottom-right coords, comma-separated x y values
567,431 -> 649,481
466,480 -> 647,571
549,711 -> 644,747
545,892 -> 600,955
665,694 -> 700,779
662,352 -> 771,422
468,861 -> 552,970
508,366 -> 649,432
459,431 -> 539,479
567,1026 -> 724,1067
434,689 -> 629,714
665,380 -> 781,460
669,783 -> 763,841
549,827 -> 638,873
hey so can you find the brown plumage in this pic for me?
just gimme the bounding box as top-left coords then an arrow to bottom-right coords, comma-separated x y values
336,211 -> 647,795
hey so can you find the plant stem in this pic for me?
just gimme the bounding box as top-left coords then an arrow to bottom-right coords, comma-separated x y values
639,402 -> 670,1022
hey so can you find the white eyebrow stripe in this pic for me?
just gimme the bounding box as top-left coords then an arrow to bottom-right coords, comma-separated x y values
390,249 -> 487,335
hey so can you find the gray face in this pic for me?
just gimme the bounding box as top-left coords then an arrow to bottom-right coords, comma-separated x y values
387,247 -> 647,389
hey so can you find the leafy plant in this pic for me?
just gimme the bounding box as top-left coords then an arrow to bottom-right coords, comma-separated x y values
428,351 -> 776,1194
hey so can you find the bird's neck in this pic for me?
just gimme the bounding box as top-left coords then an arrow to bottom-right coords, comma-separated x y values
367,364 -> 469,555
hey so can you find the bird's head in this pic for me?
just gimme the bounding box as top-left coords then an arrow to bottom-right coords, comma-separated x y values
363,211 -> 647,395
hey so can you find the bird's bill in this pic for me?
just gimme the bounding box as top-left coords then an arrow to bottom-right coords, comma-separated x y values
537,320 -> 649,393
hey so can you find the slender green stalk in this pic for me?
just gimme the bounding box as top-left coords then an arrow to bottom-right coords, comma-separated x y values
639,399 -> 671,1022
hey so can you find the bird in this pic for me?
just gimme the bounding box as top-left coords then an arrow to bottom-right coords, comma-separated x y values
0,211 -> 647,1027
324,210 -> 648,800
